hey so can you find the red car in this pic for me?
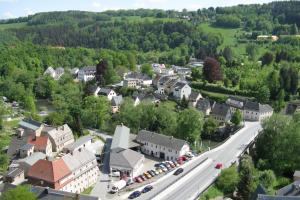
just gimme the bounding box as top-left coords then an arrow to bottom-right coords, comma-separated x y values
135,177 -> 143,183
179,156 -> 188,161
215,163 -> 223,169
177,159 -> 184,165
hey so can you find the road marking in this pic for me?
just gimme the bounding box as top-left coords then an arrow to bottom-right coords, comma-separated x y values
152,158 -> 213,200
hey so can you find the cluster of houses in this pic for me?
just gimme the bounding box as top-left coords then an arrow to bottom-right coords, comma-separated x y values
4,119 -> 100,194
109,124 -> 190,179
191,96 -> 274,123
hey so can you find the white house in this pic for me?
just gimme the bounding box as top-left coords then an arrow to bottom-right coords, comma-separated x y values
243,101 -> 273,121
63,135 -> 93,154
172,82 -> 192,100
136,130 -> 190,161
124,72 -> 152,88
98,88 -> 117,101
77,66 -> 96,82
44,67 -> 65,80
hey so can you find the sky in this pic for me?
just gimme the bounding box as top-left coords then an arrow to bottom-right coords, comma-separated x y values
0,0 -> 276,20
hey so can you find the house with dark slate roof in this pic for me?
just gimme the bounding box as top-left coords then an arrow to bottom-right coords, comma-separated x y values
210,103 -> 232,123
171,81 -> 192,100
285,101 -> 300,115
188,91 -> 202,107
111,95 -> 123,113
136,130 -> 190,161
78,66 -> 96,82
196,98 -> 214,116
226,96 -> 273,122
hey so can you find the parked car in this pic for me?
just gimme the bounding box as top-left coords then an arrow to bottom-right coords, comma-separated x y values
156,168 -> 163,173
168,161 -> 175,168
173,161 -> 180,167
135,177 -> 143,183
139,175 -> 147,181
128,191 -> 141,199
144,172 -> 152,179
178,156 -> 187,162
126,178 -> 134,186
152,169 -> 159,175
177,158 -> 184,165
159,165 -> 168,172
154,163 -> 161,168
148,170 -> 155,177
174,168 -> 184,175
215,163 -> 223,169
142,185 -> 153,193
150,170 -> 157,176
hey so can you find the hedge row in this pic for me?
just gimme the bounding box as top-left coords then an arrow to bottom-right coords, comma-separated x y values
191,82 -> 258,97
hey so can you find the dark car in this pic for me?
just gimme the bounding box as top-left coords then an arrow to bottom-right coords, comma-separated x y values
142,185 -> 153,193
139,175 -> 147,181
129,191 -> 141,199
135,177 -> 143,183
154,163 -> 161,168
173,168 -> 184,175
148,170 -> 156,177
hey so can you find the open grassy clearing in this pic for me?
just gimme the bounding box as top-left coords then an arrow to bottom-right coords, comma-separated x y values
0,22 -> 27,30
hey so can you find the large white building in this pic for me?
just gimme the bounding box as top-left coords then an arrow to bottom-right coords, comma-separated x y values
226,96 -> 273,122
27,149 -> 99,194
109,125 -> 144,178
136,130 -> 190,161
77,66 -> 96,82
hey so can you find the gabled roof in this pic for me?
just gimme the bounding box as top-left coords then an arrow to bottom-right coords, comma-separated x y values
211,103 -> 231,117
64,135 -> 93,152
196,98 -> 211,110
86,85 -> 100,94
250,184 -> 268,200
27,135 -> 49,151
277,181 -> 300,197
111,125 -> 130,151
173,81 -> 189,90
257,195 -> 300,200
44,67 -> 55,75
28,159 -> 71,184
125,72 -> 151,80
7,135 -> 29,157
99,88 -> 114,95
19,119 -> 42,131
110,149 -> 144,169
136,130 -> 188,151
0,183 -> 99,200
5,168 -> 24,178
80,66 -> 96,73
18,152 -> 46,166
189,91 -> 201,101
62,149 -> 96,172
244,101 -> 260,111
111,95 -> 123,106
46,124 -> 73,141
20,143 -> 34,151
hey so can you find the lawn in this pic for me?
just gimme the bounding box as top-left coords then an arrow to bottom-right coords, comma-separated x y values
200,184 -> 223,200
81,186 -> 94,195
0,22 -> 27,30
198,23 -> 267,56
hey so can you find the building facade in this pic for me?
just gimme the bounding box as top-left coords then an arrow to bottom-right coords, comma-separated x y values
136,130 -> 190,161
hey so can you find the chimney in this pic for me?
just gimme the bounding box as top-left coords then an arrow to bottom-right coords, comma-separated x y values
17,128 -> 24,138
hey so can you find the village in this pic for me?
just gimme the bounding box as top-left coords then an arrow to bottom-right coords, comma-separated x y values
0,60 -> 275,200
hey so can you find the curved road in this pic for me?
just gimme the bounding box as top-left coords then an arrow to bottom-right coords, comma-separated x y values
123,121 -> 261,200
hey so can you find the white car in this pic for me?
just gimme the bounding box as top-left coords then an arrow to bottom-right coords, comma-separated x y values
185,152 -> 194,158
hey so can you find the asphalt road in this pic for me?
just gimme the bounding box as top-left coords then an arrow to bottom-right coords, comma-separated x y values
124,121 -> 262,200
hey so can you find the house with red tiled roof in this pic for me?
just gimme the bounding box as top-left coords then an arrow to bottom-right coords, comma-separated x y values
27,135 -> 52,157
27,149 -> 99,193
27,159 -> 72,190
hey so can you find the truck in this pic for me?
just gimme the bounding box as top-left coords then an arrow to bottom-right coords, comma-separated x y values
110,180 -> 127,193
